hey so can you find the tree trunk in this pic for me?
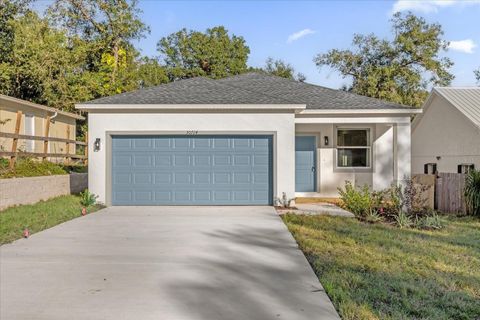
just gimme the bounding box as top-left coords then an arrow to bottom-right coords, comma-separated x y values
112,39 -> 120,84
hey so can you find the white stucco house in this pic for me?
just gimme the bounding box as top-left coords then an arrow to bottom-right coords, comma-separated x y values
76,73 -> 419,206
412,87 -> 480,175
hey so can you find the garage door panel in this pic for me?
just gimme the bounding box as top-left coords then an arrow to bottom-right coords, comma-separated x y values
133,138 -> 152,149
172,138 -> 190,150
155,155 -> 172,166
114,155 -> 132,167
193,155 -> 212,166
112,135 -> 272,205
133,173 -> 152,184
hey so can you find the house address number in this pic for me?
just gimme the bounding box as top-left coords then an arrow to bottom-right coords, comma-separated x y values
186,130 -> 199,135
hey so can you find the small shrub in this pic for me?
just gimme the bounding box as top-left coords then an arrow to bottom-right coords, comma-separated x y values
395,211 -> 412,228
338,182 -> 383,218
61,165 -> 88,173
0,158 -> 9,168
274,192 -> 295,208
464,169 -> 480,216
80,189 -> 98,207
365,209 -> 383,223
0,158 -> 67,178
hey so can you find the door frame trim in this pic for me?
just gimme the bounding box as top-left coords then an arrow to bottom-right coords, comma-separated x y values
106,131 -> 276,206
295,134 -> 319,193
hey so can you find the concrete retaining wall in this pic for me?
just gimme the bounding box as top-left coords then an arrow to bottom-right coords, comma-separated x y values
0,173 -> 87,210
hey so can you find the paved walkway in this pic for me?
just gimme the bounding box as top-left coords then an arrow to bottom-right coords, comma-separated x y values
277,202 -> 354,217
1,206 -> 340,320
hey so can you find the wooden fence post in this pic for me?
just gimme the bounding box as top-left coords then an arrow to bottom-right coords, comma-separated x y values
9,111 -> 22,169
65,126 -> 70,165
42,115 -> 51,161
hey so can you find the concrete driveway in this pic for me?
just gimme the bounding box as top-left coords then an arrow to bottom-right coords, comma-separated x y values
1,206 -> 340,320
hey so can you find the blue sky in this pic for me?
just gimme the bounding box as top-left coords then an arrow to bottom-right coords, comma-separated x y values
36,0 -> 480,89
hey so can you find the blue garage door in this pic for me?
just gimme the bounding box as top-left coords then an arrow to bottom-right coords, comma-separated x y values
111,135 -> 273,205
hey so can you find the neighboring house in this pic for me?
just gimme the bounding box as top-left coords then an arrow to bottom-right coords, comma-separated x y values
412,87 -> 480,175
76,72 -> 419,206
0,94 -> 84,157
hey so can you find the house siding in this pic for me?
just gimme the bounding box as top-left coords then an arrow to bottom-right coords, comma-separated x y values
412,94 -> 480,174
295,122 -> 399,197
0,100 -> 77,156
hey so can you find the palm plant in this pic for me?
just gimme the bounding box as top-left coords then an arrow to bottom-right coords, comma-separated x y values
464,169 -> 480,216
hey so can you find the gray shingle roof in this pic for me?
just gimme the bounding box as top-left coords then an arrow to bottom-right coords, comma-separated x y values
84,72 -> 414,110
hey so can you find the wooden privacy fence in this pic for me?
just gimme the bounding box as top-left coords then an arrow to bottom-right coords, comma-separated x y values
413,173 -> 467,214
435,172 -> 466,214
0,111 -> 87,168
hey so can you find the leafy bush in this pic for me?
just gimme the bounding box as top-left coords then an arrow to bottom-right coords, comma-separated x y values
339,180 -> 443,230
80,189 -> 98,207
0,158 -> 9,167
338,182 -> 383,218
0,158 -> 67,178
464,169 -> 480,216
62,165 -> 88,173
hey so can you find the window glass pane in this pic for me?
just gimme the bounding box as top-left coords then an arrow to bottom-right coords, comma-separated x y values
337,148 -> 369,167
337,129 -> 368,146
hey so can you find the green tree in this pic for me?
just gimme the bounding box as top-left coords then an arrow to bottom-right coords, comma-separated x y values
158,26 -> 250,80
475,68 -> 480,84
48,0 -> 148,93
135,57 -> 169,88
0,0 -> 31,63
264,57 -> 294,79
314,12 -> 453,107
263,57 -> 306,81
0,11 -> 97,111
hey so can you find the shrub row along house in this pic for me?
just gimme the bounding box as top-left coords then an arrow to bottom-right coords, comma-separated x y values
76,72 -> 420,206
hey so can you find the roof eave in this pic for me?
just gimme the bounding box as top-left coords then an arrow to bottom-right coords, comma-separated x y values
299,108 -> 421,115
0,94 -> 85,120
75,104 -> 307,112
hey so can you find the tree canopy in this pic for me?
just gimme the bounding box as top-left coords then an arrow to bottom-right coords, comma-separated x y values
475,68 -> 480,84
262,57 -> 306,82
158,26 -> 250,80
0,9 -> 99,111
48,0 -> 150,94
314,12 -> 453,107
1,4 -> 465,114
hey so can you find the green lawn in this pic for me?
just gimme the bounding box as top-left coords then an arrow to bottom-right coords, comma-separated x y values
0,195 -> 103,245
282,214 -> 480,320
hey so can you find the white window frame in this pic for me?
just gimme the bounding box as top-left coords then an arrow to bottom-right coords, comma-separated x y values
334,127 -> 372,170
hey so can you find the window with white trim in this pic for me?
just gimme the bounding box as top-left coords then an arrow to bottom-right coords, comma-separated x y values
336,128 -> 371,168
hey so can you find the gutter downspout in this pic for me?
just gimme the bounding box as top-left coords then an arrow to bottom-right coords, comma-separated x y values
50,111 -> 58,122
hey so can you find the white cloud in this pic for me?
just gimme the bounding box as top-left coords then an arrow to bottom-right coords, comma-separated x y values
287,29 -> 315,44
391,0 -> 480,14
449,39 -> 477,53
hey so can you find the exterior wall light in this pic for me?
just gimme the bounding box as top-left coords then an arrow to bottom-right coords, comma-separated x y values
94,138 -> 101,152
324,136 -> 329,146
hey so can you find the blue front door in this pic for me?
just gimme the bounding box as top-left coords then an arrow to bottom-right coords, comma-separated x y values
111,135 -> 273,205
295,136 -> 316,192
